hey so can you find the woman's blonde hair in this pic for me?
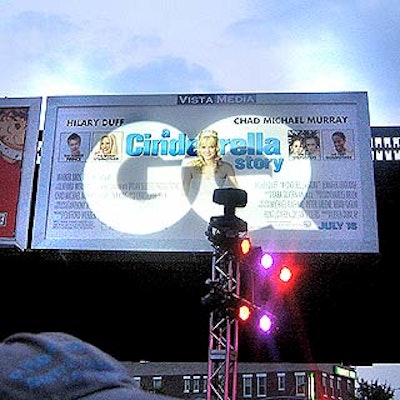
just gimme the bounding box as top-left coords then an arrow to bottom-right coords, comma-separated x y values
191,129 -> 222,168
99,133 -> 118,155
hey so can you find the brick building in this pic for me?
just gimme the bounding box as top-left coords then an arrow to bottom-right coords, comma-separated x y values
123,362 -> 356,400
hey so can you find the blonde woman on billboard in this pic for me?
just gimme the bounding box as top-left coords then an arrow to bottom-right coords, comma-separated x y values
94,133 -> 119,159
182,129 -> 238,203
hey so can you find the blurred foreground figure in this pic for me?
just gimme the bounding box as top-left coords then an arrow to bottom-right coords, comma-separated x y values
0,331 -> 178,400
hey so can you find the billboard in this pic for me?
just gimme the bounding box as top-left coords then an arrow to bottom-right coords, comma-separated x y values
32,92 -> 378,253
0,97 -> 42,249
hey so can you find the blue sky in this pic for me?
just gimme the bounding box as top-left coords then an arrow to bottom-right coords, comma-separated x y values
1,0 -> 399,128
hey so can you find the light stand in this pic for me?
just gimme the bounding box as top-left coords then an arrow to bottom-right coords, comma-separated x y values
205,188 -> 248,400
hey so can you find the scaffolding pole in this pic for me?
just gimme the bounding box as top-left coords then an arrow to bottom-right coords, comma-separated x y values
205,188 -> 249,400
206,248 -> 241,400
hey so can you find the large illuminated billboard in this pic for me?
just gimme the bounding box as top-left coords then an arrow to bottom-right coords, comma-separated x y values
0,97 -> 42,250
31,92 -> 378,253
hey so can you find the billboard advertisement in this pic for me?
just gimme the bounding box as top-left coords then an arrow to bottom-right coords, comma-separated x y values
32,92 -> 378,253
0,97 -> 42,250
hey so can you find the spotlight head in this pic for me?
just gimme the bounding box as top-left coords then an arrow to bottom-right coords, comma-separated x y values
213,188 -> 247,215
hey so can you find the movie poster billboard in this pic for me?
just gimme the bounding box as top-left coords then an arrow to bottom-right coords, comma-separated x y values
32,92 -> 379,253
0,97 -> 42,249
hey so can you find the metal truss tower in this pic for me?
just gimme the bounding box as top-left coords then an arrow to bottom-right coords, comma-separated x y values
206,248 -> 241,400
205,188 -> 249,400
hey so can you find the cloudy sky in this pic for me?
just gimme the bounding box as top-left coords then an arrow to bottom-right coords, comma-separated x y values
2,0 -> 399,375
1,0 -> 399,129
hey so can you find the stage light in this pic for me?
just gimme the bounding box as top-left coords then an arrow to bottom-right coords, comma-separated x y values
260,253 -> 274,269
279,266 -> 292,282
258,313 -> 273,333
201,278 -> 225,314
238,304 -> 251,321
240,237 -> 251,256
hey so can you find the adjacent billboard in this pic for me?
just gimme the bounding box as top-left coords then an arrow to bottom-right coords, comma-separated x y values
0,97 -> 42,250
32,92 -> 379,253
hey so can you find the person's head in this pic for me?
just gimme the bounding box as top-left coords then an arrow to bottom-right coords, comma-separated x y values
290,137 -> 304,155
0,331 -> 178,400
67,133 -> 81,155
332,131 -> 347,154
305,135 -> 320,155
196,130 -> 221,164
99,133 -> 117,155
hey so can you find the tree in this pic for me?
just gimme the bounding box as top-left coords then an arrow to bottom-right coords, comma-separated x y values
352,378 -> 395,400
